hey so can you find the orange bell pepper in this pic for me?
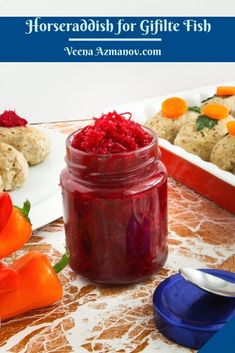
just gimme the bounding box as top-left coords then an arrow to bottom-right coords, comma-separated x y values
0,250 -> 69,321
0,192 -> 13,231
0,262 -> 21,294
0,200 -> 32,259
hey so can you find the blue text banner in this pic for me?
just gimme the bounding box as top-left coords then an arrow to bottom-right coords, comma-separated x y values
0,17 -> 234,62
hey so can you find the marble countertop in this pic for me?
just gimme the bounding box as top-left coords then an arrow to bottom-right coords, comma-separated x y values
0,122 -> 234,353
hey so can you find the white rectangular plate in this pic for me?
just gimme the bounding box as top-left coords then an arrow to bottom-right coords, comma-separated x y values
110,81 -> 235,187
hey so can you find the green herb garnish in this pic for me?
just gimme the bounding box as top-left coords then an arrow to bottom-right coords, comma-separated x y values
14,200 -> 31,224
201,94 -> 233,103
201,94 -> 217,103
196,115 -> 218,131
188,106 -> 201,113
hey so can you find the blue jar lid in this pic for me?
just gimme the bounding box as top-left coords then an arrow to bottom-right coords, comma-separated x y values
153,269 -> 235,350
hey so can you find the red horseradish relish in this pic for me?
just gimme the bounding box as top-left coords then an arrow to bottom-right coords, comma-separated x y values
0,110 -> 28,127
61,112 -> 168,284
71,112 -> 153,153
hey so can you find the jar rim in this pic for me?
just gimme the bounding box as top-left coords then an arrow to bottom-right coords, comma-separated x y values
66,123 -> 158,158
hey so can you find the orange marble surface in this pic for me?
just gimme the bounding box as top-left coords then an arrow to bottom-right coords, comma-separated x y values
0,122 -> 234,353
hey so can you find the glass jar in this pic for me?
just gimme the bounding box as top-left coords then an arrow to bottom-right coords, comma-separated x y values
60,127 -> 168,284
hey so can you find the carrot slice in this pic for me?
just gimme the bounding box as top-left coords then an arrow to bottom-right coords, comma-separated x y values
216,86 -> 235,97
201,104 -> 229,120
227,121 -> 235,136
162,97 -> 188,119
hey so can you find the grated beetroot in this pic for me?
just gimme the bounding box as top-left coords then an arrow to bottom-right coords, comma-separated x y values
71,111 -> 153,154
0,110 -> 28,127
